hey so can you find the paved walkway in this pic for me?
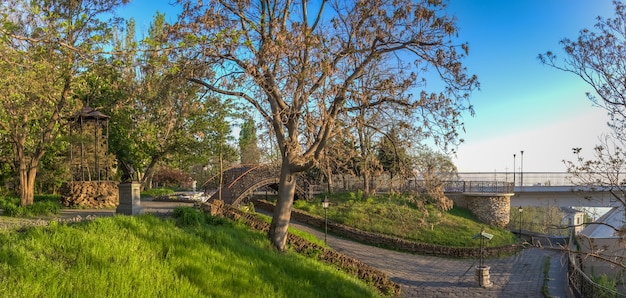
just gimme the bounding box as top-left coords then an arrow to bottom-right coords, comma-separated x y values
287,220 -> 572,298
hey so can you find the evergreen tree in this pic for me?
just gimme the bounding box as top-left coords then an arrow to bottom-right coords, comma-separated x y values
239,116 -> 261,165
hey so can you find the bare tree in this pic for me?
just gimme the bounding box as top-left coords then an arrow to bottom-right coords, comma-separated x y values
176,0 -> 477,251
539,0 -> 626,210
539,1 -> 626,143
539,1 -> 626,288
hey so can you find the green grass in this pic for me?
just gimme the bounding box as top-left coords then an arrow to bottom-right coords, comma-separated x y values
542,256 -> 552,297
141,188 -> 175,198
293,192 -> 518,247
0,212 -> 382,298
0,194 -> 62,217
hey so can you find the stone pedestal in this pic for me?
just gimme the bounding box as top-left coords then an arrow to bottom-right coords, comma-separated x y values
116,182 -> 143,215
475,265 -> 493,288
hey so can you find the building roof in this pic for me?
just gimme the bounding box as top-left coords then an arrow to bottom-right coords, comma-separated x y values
560,207 -> 584,215
579,206 -> 625,239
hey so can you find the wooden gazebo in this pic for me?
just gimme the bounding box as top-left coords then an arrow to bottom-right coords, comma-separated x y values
68,106 -> 110,181
60,106 -> 118,208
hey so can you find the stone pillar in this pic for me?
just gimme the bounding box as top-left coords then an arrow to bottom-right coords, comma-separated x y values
464,193 -> 512,227
116,182 -> 143,215
475,265 -> 493,288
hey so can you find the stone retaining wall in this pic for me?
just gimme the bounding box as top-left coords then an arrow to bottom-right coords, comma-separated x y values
59,181 -> 119,208
254,200 -> 519,258
464,194 -> 511,227
449,193 -> 513,227
201,200 -> 401,296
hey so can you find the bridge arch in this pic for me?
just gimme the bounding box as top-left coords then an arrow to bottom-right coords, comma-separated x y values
205,164 -> 311,206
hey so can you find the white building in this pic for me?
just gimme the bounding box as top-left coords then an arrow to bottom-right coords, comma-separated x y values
561,207 -> 586,234
577,206 -> 626,291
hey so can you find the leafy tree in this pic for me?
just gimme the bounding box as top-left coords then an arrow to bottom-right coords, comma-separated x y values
239,115 -> 261,165
177,0 -> 478,251
0,0 -> 127,206
377,127 -> 413,191
80,13 -> 237,190
317,127 -> 360,193
412,147 -> 457,211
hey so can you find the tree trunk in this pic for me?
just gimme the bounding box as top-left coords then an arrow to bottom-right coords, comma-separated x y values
362,170 -> 371,198
19,167 -> 37,206
269,162 -> 298,251
324,163 -> 334,194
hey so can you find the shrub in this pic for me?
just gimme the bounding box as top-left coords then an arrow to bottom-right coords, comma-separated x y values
34,194 -> 61,203
172,206 -> 206,227
592,274 -> 619,294
141,188 -> 175,198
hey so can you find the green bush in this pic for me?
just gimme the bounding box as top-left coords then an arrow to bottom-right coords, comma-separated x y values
141,188 -> 175,198
34,194 -> 61,203
172,206 -> 206,227
592,274 -> 619,294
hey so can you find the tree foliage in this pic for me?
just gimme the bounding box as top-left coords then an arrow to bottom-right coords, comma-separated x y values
175,0 -> 478,251
412,147 -> 457,211
80,13 -> 237,189
239,115 -> 261,165
0,0 -> 128,205
377,127 -> 413,190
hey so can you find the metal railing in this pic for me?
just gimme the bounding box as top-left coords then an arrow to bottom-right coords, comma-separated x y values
404,180 -> 515,194
568,244 -> 626,297
456,172 -> 576,187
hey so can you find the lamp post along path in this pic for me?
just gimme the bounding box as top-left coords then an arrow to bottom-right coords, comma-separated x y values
322,197 -> 330,245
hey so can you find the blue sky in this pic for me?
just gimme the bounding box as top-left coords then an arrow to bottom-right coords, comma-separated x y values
117,0 -> 617,173
445,0 -> 616,172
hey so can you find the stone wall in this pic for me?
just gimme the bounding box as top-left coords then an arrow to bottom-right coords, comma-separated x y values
253,200 -> 519,258
464,194 -> 511,227
59,181 -> 119,208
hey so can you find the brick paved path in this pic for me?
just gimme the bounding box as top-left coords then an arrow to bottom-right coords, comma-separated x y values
288,220 -> 570,298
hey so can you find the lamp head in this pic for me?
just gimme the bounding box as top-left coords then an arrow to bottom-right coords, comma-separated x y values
322,197 -> 330,209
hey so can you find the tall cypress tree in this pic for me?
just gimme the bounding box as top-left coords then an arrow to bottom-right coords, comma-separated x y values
239,116 -> 261,164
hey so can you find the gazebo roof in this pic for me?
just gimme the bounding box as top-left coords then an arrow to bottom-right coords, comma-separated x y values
69,106 -> 110,121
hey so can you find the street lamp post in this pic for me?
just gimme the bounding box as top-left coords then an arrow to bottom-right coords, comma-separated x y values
322,197 -> 330,244
518,206 -> 523,235
513,154 -> 516,187
519,150 -> 524,187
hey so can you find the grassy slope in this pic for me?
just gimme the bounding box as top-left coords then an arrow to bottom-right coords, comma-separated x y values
293,192 -> 518,247
0,214 -> 381,298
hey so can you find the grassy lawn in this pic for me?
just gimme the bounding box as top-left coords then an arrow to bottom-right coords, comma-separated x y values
0,194 -> 62,217
0,211 -> 383,298
292,192 -> 518,247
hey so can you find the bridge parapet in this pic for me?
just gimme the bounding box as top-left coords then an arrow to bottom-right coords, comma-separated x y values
407,180 -> 515,194
444,181 -> 514,194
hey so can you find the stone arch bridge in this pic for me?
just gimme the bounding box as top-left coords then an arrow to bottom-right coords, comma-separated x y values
203,164 -> 311,206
